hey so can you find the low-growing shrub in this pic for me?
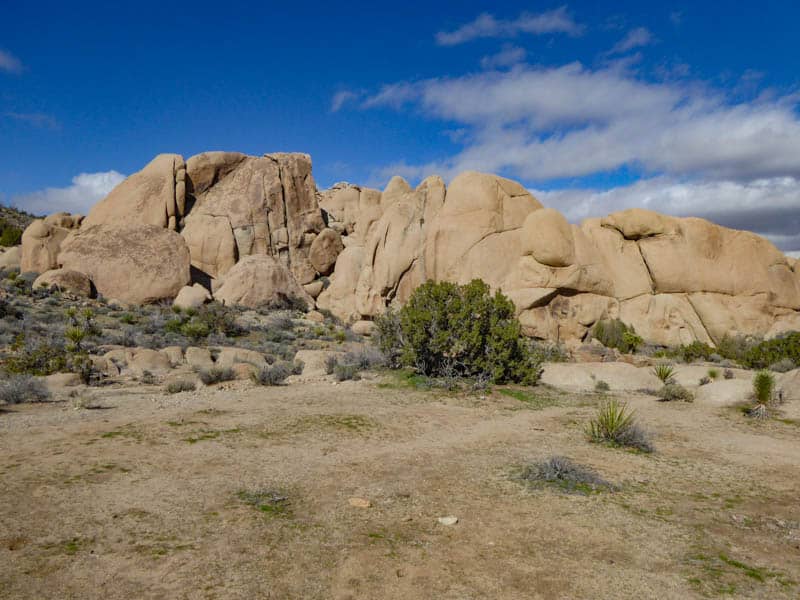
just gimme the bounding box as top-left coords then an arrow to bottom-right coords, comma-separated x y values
652,363 -> 676,383
698,376 -> 711,386
657,383 -> 694,402
324,354 -> 338,375
586,398 -> 654,452
3,336 -> 68,376
198,366 -> 236,385
520,456 -> 612,494
334,363 -> 361,381
251,361 -> 291,386
591,319 -> 643,354
344,346 -> 385,370
166,380 -> 196,394
139,370 -> 157,385
723,368 -> 735,380
769,358 -> 795,373
594,380 -> 610,393
0,375 -> 50,405
374,280 -> 543,384
291,360 -> 304,375
707,368 -> 720,380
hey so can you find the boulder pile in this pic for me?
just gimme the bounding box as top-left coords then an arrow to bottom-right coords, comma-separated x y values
18,151 -> 800,348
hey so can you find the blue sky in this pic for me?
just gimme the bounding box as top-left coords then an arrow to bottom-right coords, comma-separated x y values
1,1 -> 799,254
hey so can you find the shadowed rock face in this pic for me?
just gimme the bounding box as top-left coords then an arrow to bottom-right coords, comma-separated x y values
20,150 -> 800,345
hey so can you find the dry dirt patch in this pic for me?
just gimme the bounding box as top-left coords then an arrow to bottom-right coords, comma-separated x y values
1,376 -> 798,599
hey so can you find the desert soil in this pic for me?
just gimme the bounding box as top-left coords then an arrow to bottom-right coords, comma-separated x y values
1,373 -> 799,599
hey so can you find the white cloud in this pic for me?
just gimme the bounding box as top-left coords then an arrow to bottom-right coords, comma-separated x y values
0,49 -> 22,74
5,112 -> 60,129
361,62 -> 800,182
436,7 -> 584,46
331,90 -> 359,112
11,171 -> 126,216
480,45 -> 526,69
608,27 -> 654,54
534,176 -> 800,253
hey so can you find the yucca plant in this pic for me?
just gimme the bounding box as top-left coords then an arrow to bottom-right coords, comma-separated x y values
707,368 -> 719,380
748,370 -> 775,419
586,399 -> 653,452
652,363 -> 676,384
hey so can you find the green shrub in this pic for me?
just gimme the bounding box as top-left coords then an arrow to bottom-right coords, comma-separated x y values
0,218 -> 22,247
375,280 -> 542,384
752,370 -> 775,405
166,380 -> 196,394
180,320 -> 210,342
586,398 -> 653,452
3,337 -> 68,375
652,363 -> 676,383
592,319 -> 642,353
707,368 -> 720,380
594,380 -> 610,393
740,332 -> 800,369
198,366 -> 236,385
657,383 -> 694,402
676,341 -> 715,363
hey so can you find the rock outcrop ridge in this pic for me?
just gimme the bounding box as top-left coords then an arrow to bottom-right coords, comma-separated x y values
18,151 -> 800,347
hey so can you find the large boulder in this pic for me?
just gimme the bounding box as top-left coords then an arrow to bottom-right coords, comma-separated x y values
33,269 -> 92,297
214,254 -> 313,309
308,228 -> 344,275
83,154 -> 186,230
521,208 -> 575,267
58,225 -> 191,304
180,213 -> 238,279
0,246 -> 20,270
20,218 -> 78,273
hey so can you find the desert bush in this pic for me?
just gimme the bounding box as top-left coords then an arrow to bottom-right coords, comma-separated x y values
698,376 -> 711,386
166,380 -> 196,394
139,370 -> 157,385
652,363 -> 676,383
740,332 -> 800,369
180,320 -> 210,342
657,383 -> 694,402
519,456 -> 612,494
0,375 -> 50,405
198,366 -> 236,385
291,360 -> 304,375
591,319 -> 643,354
195,302 -> 244,337
594,380 -> 610,393
324,355 -> 338,375
251,361 -> 291,386
3,335 -> 68,376
586,398 -> 654,452
769,358 -> 796,373
676,341 -> 715,363
334,363 -> 361,381
0,218 -> 22,246
748,370 -> 776,419
374,280 -> 542,384
723,368 -> 735,380
707,368 -> 720,379
344,346 -> 385,370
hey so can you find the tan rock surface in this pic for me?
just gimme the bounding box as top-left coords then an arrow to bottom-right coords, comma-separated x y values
33,269 -> 92,297
214,254 -> 312,309
58,225 -> 191,304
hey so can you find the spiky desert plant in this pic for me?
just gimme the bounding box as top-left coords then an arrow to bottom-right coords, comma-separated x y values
652,363 -> 676,384
586,398 -> 653,452
749,370 -> 775,419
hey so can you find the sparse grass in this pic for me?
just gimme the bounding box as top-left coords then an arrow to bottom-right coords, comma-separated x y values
518,456 -> 613,495
237,489 -> 291,517
498,387 -> 559,410
586,398 -> 654,452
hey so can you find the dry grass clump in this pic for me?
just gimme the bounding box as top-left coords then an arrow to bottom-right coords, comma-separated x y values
251,362 -> 292,386
198,366 -> 236,385
519,456 -> 613,494
657,383 -> 694,402
0,375 -> 50,405
165,380 -> 196,394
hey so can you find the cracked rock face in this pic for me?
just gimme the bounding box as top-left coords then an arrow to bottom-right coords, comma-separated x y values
25,150 -> 800,347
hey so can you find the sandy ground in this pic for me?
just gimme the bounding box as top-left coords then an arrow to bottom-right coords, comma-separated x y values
1,372 -> 799,599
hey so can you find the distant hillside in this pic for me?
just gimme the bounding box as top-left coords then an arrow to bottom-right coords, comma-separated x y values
0,205 -> 37,247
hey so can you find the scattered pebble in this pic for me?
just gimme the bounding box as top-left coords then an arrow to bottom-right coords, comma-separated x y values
437,516 -> 458,526
348,497 -> 371,508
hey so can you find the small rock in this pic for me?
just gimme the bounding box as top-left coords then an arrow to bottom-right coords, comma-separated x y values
306,310 -> 325,323
437,516 -> 458,526
348,497 -> 371,509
